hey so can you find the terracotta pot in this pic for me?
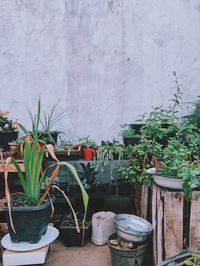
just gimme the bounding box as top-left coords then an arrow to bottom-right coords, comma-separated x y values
83,148 -> 96,160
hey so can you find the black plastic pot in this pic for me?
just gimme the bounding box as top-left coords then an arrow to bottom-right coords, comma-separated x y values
123,136 -> 141,147
60,216 -> 91,247
0,131 -> 19,151
129,124 -> 144,135
38,131 -> 59,144
2,196 -> 54,243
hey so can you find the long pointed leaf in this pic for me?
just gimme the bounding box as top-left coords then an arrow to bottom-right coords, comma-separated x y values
39,164 -> 61,204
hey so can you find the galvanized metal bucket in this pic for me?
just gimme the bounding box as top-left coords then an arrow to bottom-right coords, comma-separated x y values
114,214 -> 153,243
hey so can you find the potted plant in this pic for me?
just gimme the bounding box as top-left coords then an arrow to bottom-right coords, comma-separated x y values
94,139 -> 124,172
78,136 -> 97,160
60,212 -> 92,247
27,99 -> 65,145
120,124 -> 141,146
153,138 -> 200,201
140,72 -> 182,147
0,111 -> 19,151
1,99 -> 89,243
120,138 -> 162,188
129,123 -> 144,134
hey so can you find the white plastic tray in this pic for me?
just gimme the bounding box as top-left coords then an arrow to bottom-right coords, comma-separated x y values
1,226 -> 59,251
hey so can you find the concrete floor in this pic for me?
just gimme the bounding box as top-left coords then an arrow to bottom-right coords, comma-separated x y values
0,239 -> 111,266
46,239 -> 111,266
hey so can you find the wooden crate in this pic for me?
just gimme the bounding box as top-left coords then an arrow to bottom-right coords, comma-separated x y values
132,184 -> 151,220
152,184 -> 200,266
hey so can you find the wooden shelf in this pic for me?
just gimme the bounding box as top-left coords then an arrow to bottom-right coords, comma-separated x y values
0,161 -> 24,173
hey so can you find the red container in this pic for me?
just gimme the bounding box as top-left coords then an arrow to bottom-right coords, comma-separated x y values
83,148 -> 95,160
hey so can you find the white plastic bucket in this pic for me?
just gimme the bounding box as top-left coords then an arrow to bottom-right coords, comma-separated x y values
91,211 -> 116,245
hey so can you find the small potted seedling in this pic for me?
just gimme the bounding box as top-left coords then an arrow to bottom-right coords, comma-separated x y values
78,136 -> 97,160
60,212 -> 92,247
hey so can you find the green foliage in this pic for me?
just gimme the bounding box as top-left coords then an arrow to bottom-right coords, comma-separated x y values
94,139 -> 124,171
186,97 -> 200,129
158,138 -> 200,201
140,72 -> 182,142
177,122 -> 200,148
140,107 -> 178,141
79,162 -> 97,188
158,139 -> 191,176
11,98 -> 89,220
40,99 -> 65,132
78,136 -> 97,149
184,253 -> 200,265
120,139 -> 162,186
120,124 -> 136,138
12,99 -> 45,205
27,99 -> 65,133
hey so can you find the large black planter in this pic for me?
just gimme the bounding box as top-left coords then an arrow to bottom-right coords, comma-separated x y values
123,136 -> 141,147
0,131 -> 19,151
129,124 -> 144,135
2,197 -> 54,243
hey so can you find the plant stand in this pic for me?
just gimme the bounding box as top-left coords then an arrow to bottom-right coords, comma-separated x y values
1,226 -> 59,266
152,184 -> 200,266
3,245 -> 50,266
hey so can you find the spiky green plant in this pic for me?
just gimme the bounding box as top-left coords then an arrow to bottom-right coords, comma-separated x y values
10,98 -> 88,224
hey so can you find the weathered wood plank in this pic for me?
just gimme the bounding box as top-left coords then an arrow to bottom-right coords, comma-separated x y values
157,186 -> 163,265
189,191 -> 200,252
140,185 -> 149,219
164,191 -> 184,265
132,187 -> 141,217
152,184 -> 157,266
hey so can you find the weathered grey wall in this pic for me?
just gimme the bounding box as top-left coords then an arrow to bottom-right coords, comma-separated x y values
0,0 -> 200,143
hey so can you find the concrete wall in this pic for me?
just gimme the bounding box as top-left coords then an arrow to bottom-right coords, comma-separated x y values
0,0 -> 200,143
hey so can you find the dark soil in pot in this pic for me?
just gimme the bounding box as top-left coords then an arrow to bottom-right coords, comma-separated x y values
2,195 -> 54,243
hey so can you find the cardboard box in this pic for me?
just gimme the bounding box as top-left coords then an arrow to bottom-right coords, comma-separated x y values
3,244 -> 49,266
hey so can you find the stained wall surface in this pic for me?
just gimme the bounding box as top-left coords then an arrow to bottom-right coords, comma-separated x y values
0,0 -> 200,142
